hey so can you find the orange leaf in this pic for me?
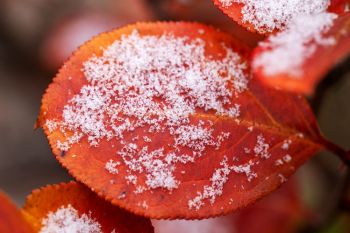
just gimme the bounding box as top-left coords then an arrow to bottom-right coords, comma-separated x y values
252,12 -> 350,95
22,182 -> 154,233
38,22 -> 333,219
0,191 -> 33,233
212,0 -> 348,34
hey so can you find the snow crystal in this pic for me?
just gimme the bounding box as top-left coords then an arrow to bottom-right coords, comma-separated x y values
219,0 -> 234,8
188,156 -> 257,210
253,13 -> 337,76
243,147 -> 251,154
254,134 -> 270,159
231,160 -> 257,182
173,122 -> 230,156
138,201 -> 149,209
46,29 -> 248,193
125,175 -> 137,185
281,139 -> 292,150
188,157 -> 232,210
118,192 -> 126,199
46,120 -> 58,132
105,159 -> 120,174
219,0 -> 331,33
283,154 -> 292,163
134,186 -> 147,194
227,104 -> 241,118
143,136 -> 152,143
198,29 -> 205,34
275,159 -> 283,166
275,154 -> 292,166
278,173 -> 287,183
40,205 -> 102,233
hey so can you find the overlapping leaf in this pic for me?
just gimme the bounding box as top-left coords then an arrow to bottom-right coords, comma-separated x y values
22,182 -> 154,233
38,22 -> 335,219
0,191 -> 33,233
252,12 -> 350,95
212,0 -> 348,34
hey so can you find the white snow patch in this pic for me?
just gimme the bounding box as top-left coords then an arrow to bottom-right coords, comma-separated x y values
254,134 -> 271,159
188,157 -> 232,210
40,205 -> 103,233
253,13 -> 337,76
188,156 -> 257,210
281,139 -> 292,150
283,154 -> 292,163
105,159 -> 120,174
219,0 -> 331,33
219,0 -> 234,8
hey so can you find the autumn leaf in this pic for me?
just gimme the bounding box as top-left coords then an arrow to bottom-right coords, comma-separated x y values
38,22 -> 343,219
22,182 -> 154,233
152,177 -> 306,233
212,0 -> 348,34
252,12 -> 350,95
0,191 -> 33,233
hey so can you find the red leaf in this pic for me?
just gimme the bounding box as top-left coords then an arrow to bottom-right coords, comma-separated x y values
22,182 -> 154,233
152,177 -> 306,233
38,22 -> 331,219
212,0 -> 348,34
0,191 -> 33,233
252,12 -> 350,95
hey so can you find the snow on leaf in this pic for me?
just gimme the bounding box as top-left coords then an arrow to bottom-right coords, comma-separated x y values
213,0 -> 348,34
188,156 -> 257,211
0,191 -> 33,233
21,182 -> 154,233
252,12 -> 350,95
40,205 -> 103,233
38,22 -> 330,219
153,177 -> 306,233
